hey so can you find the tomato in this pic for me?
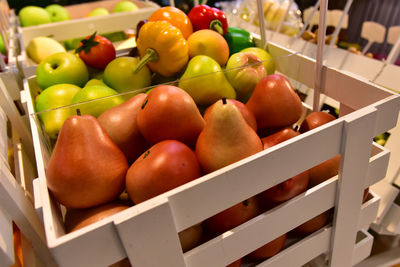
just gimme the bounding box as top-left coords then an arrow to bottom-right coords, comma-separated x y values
259,127 -> 309,204
247,234 -> 287,260
125,140 -> 201,204
204,197 -> 259,236
148,6 -> 193,39
76,32 -> 116,69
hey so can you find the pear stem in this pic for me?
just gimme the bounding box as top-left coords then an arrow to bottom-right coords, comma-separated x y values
222,97 -> 227,104
76,109 -> 81,116
210,20 -> 223,35
134,48 -> 158,73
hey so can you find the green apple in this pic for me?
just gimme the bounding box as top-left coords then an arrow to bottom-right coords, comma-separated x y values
36,52 -> 89,89
71,85 -> 125,117
45,4 -> 71,22
35,83 -> 81,139
18,6 -> 52,27
103,57 -> 151,94
84,78 -> 107,88
113,1 -> 139,13
0,35 -> 6,55
226,51 -> 267,102
240,47 -> 275,75
26,36 -> 66,64
87,8 -> 109,17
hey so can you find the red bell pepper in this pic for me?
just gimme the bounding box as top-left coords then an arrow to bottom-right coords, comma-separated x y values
188,5 -> 228,35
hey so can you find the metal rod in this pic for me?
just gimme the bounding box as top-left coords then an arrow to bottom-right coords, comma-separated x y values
276,0 -> 295,34
313,0 -> 328,112
329,0 -> 354,46
256,0 -> 266,49
297,0 -> 321,38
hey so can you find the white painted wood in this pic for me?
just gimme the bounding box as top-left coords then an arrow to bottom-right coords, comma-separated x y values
0,207 -> 14,267
329,107 -> 378,267
352,230 -> 374,266
0,106 -> 7,170
33,178 -> 43,222
115,198 -> 186,267
358,191 -> 380,230
366,143 -> 391,187
0,75 -> 35,165
371,181 -> 399,225
313,0 -> 327,111
185,178 -> 337,267
0,160 -> 56,266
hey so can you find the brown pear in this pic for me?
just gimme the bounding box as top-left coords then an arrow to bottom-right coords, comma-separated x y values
46,114 -> 129,209
98,93 -> 150,163
195,98 -> 263,174
246,74 -> 303,130
137,85 -> 205,147
64,202 -> 130,232
300,111 -> 340,187
203,99 -> 257,131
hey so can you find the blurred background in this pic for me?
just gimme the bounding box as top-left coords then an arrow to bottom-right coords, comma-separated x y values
7,0 -> 400,61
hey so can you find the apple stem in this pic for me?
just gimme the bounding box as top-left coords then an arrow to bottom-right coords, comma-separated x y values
293,125 -> 299,131
134,48 -> 158,74
76,109 -> 81,116
210,20 -> 223,35
222,97 -> 227,104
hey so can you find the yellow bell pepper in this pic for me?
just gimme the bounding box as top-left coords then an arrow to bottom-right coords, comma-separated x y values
135,20 -> 189,77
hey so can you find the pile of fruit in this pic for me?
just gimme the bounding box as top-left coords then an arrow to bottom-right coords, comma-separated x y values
32,4 -> 369,264
17,1 -> 139,27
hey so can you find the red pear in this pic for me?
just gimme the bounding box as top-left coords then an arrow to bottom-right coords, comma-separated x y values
259,127 -> 309,204
46,114 -> 129,209
196,98 -> 263,174
300,111 -> 340,187
246,74 -> 303,129
203,98 -> 257,131
98,93 -> 150,163
137,85 -> 205,147
247,234 -> 287,260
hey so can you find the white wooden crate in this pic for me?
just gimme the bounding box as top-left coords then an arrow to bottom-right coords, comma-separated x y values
15,0 -> 159,78
22,40 -> 400,267
0,68 -> 55,266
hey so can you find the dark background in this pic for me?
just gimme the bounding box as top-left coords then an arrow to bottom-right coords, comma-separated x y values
8,0 -> 400,57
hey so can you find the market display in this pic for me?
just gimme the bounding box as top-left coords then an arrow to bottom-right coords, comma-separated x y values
3,0 -> 396,266
24,4 -> 352,263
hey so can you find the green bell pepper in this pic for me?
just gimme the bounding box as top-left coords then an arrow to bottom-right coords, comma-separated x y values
224,27 -> 255,56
